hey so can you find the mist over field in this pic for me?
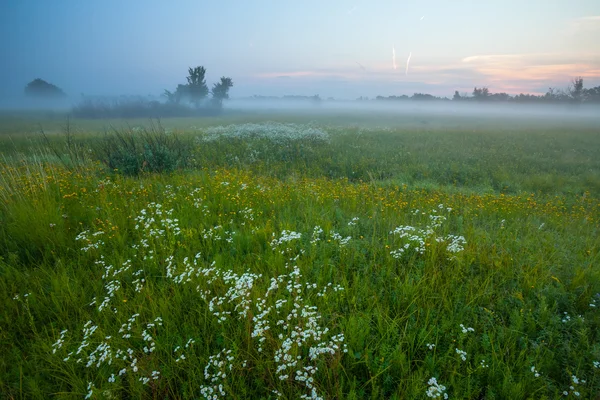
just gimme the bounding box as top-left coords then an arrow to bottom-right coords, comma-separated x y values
227,98 -> 600,120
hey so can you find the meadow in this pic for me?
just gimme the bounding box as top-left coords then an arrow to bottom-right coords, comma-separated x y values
0,110 -> 599,399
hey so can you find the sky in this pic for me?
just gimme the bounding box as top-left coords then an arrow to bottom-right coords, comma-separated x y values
1,0 -> 599,100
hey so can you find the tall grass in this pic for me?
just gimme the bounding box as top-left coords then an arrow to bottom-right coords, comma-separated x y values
0,118 -> 599,399
93,121 -> 192,176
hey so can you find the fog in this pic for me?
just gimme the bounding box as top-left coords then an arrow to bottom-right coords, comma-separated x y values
227,98 -> 600,122
1,93 -> 599,130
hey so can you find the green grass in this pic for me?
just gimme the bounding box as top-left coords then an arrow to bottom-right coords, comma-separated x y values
1,112 -> 599,399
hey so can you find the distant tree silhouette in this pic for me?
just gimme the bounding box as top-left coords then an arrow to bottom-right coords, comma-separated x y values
370,77 -> 599,106
472,87 -> 489,100
411,93 -> 439,101
569,77 -> 584,104
164,66 -> 233,109
185,66 -> 209,107
584,86 -> 600,103
24,78 -> 66,98
489,92 -> 510,102
210,77 -> 234,108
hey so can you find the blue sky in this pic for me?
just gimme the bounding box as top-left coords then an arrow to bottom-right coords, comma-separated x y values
1,0 -> 599,99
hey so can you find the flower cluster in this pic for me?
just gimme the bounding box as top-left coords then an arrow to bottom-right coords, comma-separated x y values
199,122 -> 330,144
206,264 -> 348,399
200,348 -> 234,399
426,377 -> 449,399
389,205 -> 465,261
75,229 -> 105,252
455,348 -> 467,362
134,202 -> 181,238
563,375 -> 585,397
270,230 -> 302,254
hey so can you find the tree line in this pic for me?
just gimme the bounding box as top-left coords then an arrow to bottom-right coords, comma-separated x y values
375,78 -> 600,104
23,73 -> 600,111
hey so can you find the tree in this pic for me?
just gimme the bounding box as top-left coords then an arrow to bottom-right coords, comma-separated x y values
162,89 -> 180,104
472,87 -> 489,100
452,91 -> 461,101
24,78 -> 66,98
210,77 -> 233,107
411,93 -> 438,101
489,92 -> 510,102
186,66 -> 209,106
584,86 -> 600,103
569,77 -> 584,104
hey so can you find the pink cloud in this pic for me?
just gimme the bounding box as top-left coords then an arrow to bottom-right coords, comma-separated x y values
247,51 -> 600,96
460,53 -> 600,89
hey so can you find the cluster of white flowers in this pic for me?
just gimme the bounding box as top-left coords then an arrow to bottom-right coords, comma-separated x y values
531,366 -> 540,377
455,348 -> 467,362
389,206 -> 465,260
201,225 -> 235,243
270,230 -> 302,254
134,202 -> 181,238
56,313 -> 171,388
347,217 -> 360,227
174,343 -> 191,363
459,324 -> 475,334
426,377 -> 449,399
89,258 -> 134,312
479,359 -> 489,368
315,282 -> 344,298
208,270 -> 261,321
189,187 -> 206,210
163,184 -> 177,201
75,229 -> 105,252
199,122 -> 330,144
51,329 -> 68,354
205,264 -> 347,399
444,235 -> 467,255
200,348 -> 234,399
563,375 -> 585,397
389,224 -> 427,256
427,343 -> 436,350
238,207 -> 255,226
84,381 -> 95,399
310,226 -> 324,244
330,232 -> 352,247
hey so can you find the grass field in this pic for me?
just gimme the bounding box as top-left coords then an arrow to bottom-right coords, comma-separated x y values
1,111 -> 599,399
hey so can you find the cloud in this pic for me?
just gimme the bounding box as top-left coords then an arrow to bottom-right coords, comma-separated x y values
460,53 -> 600,89
246,50 -> 600,98
578,16 -> 600,21
565,16 -> 600,38
571,15 -> 600,26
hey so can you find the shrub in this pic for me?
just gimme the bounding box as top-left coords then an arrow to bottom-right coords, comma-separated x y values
93,121 -> 192,176
72,97 -> 221,119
